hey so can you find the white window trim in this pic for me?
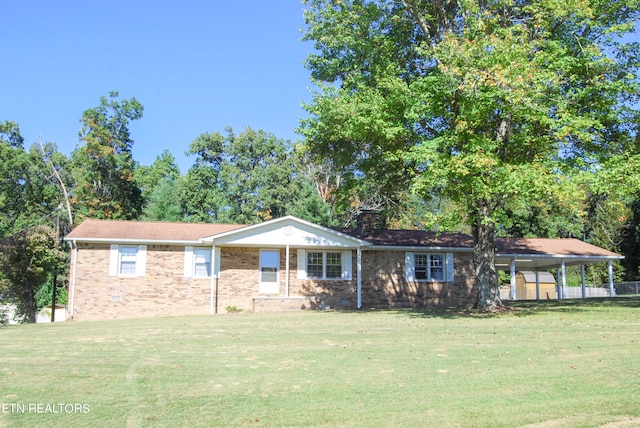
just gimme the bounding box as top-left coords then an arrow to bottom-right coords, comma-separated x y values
405,252 -> 454,283
109,244 -> 146,277
297,249 -> 352,281
184,246 -> 217,278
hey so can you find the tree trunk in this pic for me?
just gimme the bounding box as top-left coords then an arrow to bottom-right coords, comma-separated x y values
472,200 -> 503,311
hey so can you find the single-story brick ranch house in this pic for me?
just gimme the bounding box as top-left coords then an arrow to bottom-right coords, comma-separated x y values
64,212 -> 623,320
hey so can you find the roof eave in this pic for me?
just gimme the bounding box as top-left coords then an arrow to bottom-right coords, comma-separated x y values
367,245 -> 474,252
496,253 -> 624,261
63,237 -> 210,246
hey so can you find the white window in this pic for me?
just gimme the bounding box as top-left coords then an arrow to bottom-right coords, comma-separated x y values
406,252 -> 454,282
297,250 -> 352,280
184,247 -> 217,278
109,244 -> 146,277
119,246 -> 138,275
193,249 -> 211,277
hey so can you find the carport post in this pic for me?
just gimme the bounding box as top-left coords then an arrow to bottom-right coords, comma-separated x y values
581,264 -> 587,299
535,270 -> 540,301
357,247 -> 362,309
510,259 -> 516,300
559,260 -> 567,299
608,260 -> 615,297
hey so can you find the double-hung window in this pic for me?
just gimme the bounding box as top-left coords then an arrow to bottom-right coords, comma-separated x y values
184,247 -> 215,278
109,245 -> 146,277
306,251 -> 342,279
406,252 -> 453,282
193,248 -> 211,277
119,246 -> 138,275
297,250 -> 352,280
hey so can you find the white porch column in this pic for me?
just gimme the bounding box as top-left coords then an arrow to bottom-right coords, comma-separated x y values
581,264 -> 587,299
510,259 -> 517,300
535,270 -> 540,301
285,244 -> 290,297
210,244 -> 217,315
608,260 -> 615,297
357,247 -> 362,309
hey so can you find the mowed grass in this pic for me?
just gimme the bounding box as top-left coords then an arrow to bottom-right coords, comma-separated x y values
1,299 -> 639,428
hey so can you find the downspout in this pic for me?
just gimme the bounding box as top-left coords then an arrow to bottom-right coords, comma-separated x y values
69,240 -> 78,319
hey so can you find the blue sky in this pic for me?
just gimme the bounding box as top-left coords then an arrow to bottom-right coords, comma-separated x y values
2,1 -> 313,172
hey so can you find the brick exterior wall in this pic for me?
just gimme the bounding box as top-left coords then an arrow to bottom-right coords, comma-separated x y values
72,243 -> 212,320
70,244 -> 477,320
360,251 -> 476,308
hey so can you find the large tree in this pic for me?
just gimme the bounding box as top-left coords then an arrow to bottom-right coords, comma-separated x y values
0,123 -> 70,321
0,225 -> 64,323
71,91 -> 144,221
182,127 -> 331,225
300,0 -> 639,310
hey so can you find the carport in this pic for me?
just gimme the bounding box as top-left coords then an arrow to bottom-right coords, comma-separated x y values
494,237 -> 624,300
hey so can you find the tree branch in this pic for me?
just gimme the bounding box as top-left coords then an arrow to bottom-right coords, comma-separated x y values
401,0 -> 433,47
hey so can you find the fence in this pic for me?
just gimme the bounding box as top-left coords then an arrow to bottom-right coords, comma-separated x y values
503,282 -> 640,300
558,282 -> 640,298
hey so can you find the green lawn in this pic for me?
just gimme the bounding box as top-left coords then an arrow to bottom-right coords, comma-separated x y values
1,299 -> 639,427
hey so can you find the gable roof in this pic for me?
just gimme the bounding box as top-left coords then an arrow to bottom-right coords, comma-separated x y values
205,215 -> 369,247
65,218 -> 622,269
64,219 -> 246,244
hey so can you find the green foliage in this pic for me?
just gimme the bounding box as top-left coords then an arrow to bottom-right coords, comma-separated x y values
34,273 -> 68,309
300,0 -> 639,308
71,91 -> 144,221
224,305 -> 243,313
135,149 -> 181,197
182,127 -> 331,225
0,120 -> 24,147
141,177 -> 184,222
0,226 -> 65,323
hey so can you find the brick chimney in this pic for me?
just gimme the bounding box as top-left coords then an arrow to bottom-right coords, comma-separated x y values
356,209 -> 378,236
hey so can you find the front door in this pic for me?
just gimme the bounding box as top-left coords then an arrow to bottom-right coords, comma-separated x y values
259,250 -> 280,294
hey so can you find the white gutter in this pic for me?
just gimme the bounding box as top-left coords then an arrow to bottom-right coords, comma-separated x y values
63,237 -> 206,246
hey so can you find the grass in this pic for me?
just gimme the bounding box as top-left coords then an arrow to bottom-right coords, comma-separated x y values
1,299 -> 639,427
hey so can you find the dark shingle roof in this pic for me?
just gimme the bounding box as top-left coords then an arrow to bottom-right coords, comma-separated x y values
338,228 -> 620,258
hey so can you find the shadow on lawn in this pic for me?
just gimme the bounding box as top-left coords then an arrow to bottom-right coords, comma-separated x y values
370,296 -> 640,320
507,296 -> 640,315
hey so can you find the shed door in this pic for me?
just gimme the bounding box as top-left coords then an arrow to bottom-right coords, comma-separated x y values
259,250 -> 280,294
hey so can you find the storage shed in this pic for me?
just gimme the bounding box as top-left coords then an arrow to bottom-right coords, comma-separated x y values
515,271 -> 557,300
